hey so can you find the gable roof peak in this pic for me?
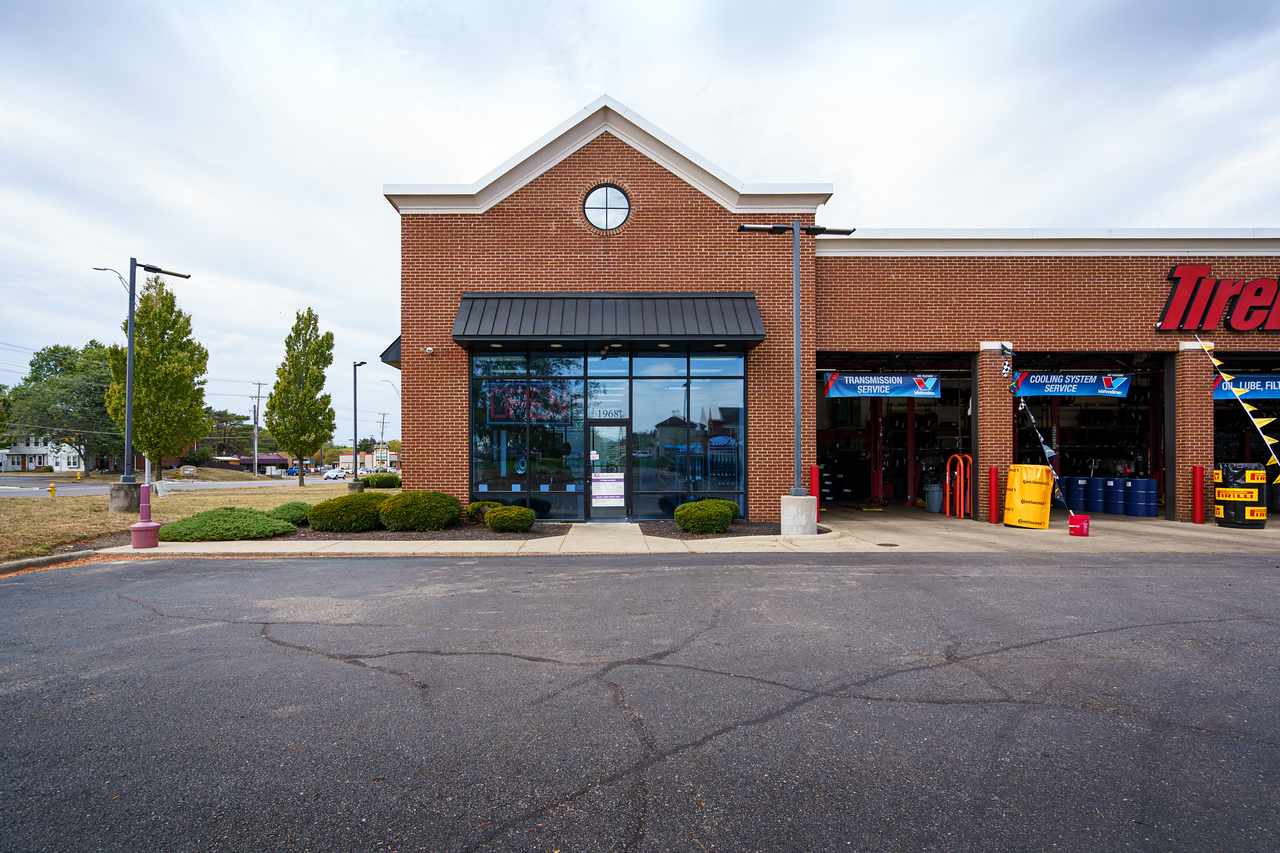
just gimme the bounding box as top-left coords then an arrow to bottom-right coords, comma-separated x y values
385,95 -> 832,216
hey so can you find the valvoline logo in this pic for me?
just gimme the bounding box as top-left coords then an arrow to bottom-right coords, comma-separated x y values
1098,375 -> 1129,396
913,376 -> 938,395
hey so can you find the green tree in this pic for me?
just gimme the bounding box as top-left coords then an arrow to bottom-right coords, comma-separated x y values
324,446 -> 341,466
0,384 -> 10,449
8,341 -> 122,469
206,408 -> 253,457
105,276 -> 212,480
357,436 -> 376,454
264,308 -> 336,486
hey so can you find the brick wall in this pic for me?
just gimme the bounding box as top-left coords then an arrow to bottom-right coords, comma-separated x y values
399,132 -> 814,521
815,255 -> 1279,521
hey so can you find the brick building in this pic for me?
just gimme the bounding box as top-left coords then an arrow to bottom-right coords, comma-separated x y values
382,97 -> 1280,523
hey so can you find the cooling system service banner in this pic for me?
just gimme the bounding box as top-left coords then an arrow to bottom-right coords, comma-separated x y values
1009,372 -> 1133,398
823,373 -> 942,398
1214,374 -> 1280,400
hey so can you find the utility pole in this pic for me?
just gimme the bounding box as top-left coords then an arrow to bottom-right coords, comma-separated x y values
252,382 -> 267,477
377,412 -> 388,470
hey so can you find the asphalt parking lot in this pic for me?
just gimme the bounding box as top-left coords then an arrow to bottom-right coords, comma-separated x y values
2,552 -> 1277,852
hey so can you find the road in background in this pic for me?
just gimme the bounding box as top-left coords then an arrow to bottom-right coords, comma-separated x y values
1,552 -> 1276,851
0,473 -> 320,497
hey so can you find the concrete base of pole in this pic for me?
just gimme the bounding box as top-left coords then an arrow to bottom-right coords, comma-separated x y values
108,483 -> 141,513
780,495 -> 818,536
347,482 -> 366,494
130,521 -> 161,548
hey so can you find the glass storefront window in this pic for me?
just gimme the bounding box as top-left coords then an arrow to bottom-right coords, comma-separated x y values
691,353 -> 744,376
528,351 -> 584,377
689,378 -> 744,492
587,352 -> 629,376
471,349 -> 746,519
471,378 -> 528,492
632,379 -> 688,491
632,352 -> 687,376
528,379 -> 584,495
472,354 -> 527,376
586,378 -> 629,419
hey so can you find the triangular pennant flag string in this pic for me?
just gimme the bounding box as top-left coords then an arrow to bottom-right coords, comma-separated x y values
1195,334 -> 1280,473
1012,398 -> 1074,514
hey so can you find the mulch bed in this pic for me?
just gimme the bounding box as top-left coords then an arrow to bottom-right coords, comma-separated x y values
637,520 -> 782,540
57,520 -> 789,553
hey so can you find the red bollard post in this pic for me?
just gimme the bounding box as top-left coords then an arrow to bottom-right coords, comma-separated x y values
988,465 -> 1000,524
1192,465 -> 1204,524
809,464 -> 819,498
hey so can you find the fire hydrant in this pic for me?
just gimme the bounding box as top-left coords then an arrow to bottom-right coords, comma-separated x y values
47,483 -> 57,498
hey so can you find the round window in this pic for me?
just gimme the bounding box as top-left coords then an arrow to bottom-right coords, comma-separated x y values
583,184 -> 630,231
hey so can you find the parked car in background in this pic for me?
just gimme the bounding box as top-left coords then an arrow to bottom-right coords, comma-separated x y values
323,468 -> 347,480
285,467 -> 299,476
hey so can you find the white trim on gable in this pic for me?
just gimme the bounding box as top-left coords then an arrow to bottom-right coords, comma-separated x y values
385,96 -> 833,216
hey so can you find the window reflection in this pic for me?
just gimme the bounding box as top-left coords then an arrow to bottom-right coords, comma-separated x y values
690,353 -> 744,376
689,378 -> 744,492
632,379 -> 688,491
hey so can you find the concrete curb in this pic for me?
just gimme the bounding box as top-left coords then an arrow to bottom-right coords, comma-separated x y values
0,549 -> 98,575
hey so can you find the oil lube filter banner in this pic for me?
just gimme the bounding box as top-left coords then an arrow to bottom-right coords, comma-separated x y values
822,373 -> 941,398
1003,464 -> 1053,529
1213,374 -> 1280,400
1214,463 -> 1268,529
1008,372 -> 1132,398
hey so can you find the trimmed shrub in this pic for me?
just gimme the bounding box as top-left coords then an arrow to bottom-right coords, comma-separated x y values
267,501 -> 313,526
363,473 -> 402,489
673,499 -> 737,534
379,490 -> 462,531
159,506 -> 296,541
467,500 -> 503,523
308,492 -> 390,532
485,505 -> 535,533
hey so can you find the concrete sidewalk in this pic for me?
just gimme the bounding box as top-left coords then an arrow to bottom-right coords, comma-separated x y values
93,504 -> 1280,557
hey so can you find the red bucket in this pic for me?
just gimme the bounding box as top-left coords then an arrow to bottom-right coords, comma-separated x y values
1069,514 -> 1090,537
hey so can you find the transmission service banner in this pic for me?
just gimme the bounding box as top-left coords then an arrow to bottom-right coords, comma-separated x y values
823,373 -> 941,398
1009,372 -> 1132,398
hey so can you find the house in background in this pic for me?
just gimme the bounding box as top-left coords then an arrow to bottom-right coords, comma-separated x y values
2,436 -> 84,473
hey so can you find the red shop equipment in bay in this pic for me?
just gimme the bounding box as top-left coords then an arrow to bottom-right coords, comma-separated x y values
946,454 -> 972,518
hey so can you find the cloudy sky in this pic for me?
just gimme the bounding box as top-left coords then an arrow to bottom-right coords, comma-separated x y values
2,0 -> 1278,443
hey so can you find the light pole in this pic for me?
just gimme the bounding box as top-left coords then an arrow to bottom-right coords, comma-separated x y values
738,222 -> 854,523
94,259 -> 191,483
353,361 -> 366,474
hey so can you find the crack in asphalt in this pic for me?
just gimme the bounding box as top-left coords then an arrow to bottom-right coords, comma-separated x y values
115,593 -> 1277,850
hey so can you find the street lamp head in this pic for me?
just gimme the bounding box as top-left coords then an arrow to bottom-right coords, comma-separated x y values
355,361 -> 367,367
737,224 -> 791,234
138,263 -> 191,279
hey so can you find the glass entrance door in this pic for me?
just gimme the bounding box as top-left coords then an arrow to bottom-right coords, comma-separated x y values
587,423 -> 629,520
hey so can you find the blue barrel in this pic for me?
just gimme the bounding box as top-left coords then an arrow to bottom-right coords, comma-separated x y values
1123,478 -> 1140,516
1064,477 -> 1086,512
1086,477 -> 1106,513
1104,478 -> 1126,515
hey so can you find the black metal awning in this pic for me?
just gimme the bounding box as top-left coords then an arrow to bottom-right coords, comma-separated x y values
380,336 -> 401,369
450,293 -> 766,350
